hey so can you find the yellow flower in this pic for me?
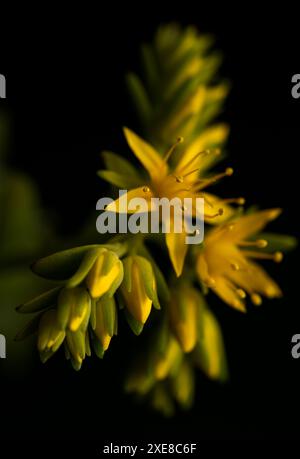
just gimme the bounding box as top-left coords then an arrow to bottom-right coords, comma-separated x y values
197,209 -> 283,311
37,309 -> 66,362
106,128 -> 237,277
85,249 -> 123,299
121,255 -> 159,324
168,285 -> 201,352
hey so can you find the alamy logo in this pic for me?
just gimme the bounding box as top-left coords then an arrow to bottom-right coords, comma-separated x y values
0,74 -> 6,98
96,191 -> 205,244
0,334 -> 6,358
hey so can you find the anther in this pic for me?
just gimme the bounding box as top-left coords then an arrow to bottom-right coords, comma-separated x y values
251,293 -> 262,306
222,197 -> 245,205
239,239 -> 268,248
225,167 -> 234,176
274,251 -> 283,263
194,167 -> 234,191
143,186 -> 150,193
243,250 -> 283,263
236,288 -> 246,299
256,239 -> 268,248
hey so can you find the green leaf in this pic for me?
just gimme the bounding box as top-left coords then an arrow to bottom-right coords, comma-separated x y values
122,256 -> 133,293
16,286 -> 61,314
126,73 -> 152,125
102,151 -> 141,177
97,170 -> 142,189
141,43 -> 159,97
138,244 -> 170,304
134,255 -> 160,309
31,245 -> 103,281
67,248 -> 103,288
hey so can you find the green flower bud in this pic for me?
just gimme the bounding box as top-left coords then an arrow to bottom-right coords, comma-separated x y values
37,310 -> 66,361
57,287 -> 91,332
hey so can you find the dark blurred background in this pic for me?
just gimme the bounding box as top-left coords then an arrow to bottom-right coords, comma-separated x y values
0,4 -> 299,453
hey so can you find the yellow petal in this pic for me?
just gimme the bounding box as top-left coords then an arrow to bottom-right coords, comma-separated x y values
228,259 -> 282,299
176,124 -> 229,174
165,229 -> 188,277
226,209 -> 282,242
105,187 -> 155,214
86,254 -> 122,299
123,127 -> 168,180
212,276 -> 246,312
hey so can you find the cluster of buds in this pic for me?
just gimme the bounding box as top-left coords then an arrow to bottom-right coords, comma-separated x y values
16,245 -> 159,369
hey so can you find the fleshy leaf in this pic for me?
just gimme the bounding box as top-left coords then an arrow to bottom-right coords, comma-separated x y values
16,286 -> 61,314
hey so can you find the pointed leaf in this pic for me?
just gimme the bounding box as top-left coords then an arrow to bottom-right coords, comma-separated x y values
16,286 -> 61,314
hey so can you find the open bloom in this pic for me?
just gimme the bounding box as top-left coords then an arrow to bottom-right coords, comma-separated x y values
103,128 -> 238,277
196,209 -> 283,311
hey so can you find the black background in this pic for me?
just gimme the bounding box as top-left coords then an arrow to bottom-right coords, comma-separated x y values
1,4 -> 300,454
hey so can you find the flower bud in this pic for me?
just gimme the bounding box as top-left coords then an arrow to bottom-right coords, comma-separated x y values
168,285 -> 200,352
86,249 -> 123,299
37,310 -> 66,362
57,287 -> 91,332
121,255 -> 159,324
93,295 -> 117,351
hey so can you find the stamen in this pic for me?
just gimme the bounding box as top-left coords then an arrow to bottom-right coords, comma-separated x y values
251,293 -> 262,306
236,288 -> 246,299
182,168 -> 200,178
205,208 -> 223,219
143,186 -> 150,193
238,239 -> 268,248
221,197 -> 245,205
242,250 -> 283,263
164,136 -> 184,163
274,251 -> 283,263
233,298 -> 244,309
193,167 -> 234,191
177,149 -> 211,173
